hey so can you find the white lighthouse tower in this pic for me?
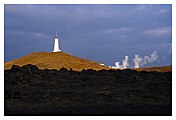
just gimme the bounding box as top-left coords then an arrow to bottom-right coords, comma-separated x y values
53,32 -> 61,52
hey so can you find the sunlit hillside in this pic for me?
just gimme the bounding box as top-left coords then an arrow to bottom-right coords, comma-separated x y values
4,52 -> 111,71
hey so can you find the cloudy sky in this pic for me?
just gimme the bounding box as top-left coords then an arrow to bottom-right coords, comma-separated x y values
4,4 -> 172,67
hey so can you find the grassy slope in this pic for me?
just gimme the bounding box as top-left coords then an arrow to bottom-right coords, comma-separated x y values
4,52 -> 110,71
134,66 -> 172,72
4,51 -> 171,72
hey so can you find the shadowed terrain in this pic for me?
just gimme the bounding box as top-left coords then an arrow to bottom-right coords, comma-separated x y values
5,64 -> 172,115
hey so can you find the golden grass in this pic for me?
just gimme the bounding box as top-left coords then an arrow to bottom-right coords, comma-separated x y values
134,65 -> 172,72
4,51 -> 171,72
4,52 -> 110,71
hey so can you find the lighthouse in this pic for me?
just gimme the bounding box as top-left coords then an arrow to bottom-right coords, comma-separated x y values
53,32 -> 61,52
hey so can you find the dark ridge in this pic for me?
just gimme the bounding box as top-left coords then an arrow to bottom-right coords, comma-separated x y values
5,64 -> 172,116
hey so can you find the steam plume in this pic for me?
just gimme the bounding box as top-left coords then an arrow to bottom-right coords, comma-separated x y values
122,56 -> 129,69
115,62 -> 122,69
133,55 -> 143,68
115,56 -> 129,69
111,51 -> 159,69
133,51 -> 158,68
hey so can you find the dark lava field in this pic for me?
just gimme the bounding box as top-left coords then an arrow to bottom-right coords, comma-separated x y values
4,64 -> 172,116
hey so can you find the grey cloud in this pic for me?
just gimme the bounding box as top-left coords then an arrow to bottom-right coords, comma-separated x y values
142,26 -> 171,37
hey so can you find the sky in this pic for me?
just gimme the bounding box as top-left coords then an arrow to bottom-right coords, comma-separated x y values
4,4 -> 172,68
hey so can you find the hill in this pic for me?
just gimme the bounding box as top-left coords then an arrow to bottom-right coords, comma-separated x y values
4,51 -> 171,72
4,52 -> 110,71
134,66 -> 172,72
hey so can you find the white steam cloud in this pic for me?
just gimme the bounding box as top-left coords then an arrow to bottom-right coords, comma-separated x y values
133,51 -> 158,68
133,55 -> 143,68
111,51 -> 159,69
115,56 -> 129,69
115,62 -> 122,69
122,56 -> 129,69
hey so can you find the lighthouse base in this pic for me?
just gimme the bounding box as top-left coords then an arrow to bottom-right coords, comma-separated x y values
52,50 -> 61,52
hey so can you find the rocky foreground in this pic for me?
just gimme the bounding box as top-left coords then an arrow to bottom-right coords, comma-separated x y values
5,64 -> 172,115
